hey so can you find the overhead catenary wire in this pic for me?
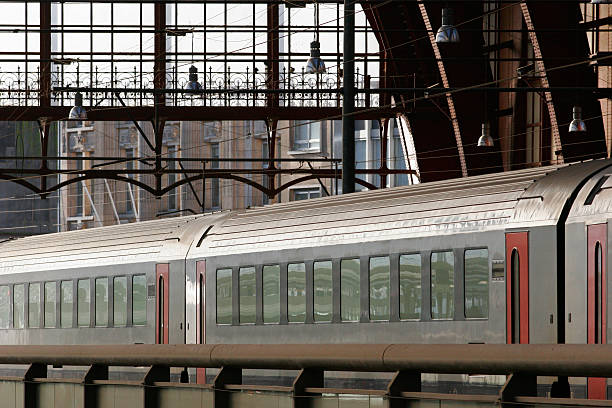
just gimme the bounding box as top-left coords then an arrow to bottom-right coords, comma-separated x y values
0,0 -> 604,204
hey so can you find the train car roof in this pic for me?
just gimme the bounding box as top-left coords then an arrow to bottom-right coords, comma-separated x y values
2,159 -> 610,273
566,161 -> 612,223
0,214 -> 214,274
193,162 -> 606,257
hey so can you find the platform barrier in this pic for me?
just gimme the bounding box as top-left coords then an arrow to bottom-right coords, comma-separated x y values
1,344 -> 612,407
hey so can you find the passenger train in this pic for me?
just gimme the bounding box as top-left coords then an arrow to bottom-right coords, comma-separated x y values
0,159 -> 611,396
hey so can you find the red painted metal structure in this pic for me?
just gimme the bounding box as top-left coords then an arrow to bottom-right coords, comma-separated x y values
587,223 -> 607,399
506,232 -> 529,345
156,264 -> 170,345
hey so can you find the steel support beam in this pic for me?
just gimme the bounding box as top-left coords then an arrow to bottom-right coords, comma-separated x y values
342,0 -> 355,194
23,363 -> 46,408
499,373 -> 537,407
213,367 -> 242,408
82,364 -> 109,407
293,368 -> 324,408
386,370 -> 421,408
0,107 -> 400,122
144,365 -> 170,408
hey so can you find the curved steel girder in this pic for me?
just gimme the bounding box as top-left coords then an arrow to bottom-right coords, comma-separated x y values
521,2 -> 607,162
273,175 -> 377,196
0,171 -> 379,200
0,173 -> 42,195
159,173 -> 270,197
50,174 -> 158,195
163,174 -> 378,198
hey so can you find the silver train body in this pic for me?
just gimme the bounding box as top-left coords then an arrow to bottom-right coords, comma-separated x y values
0,159 -> 611,392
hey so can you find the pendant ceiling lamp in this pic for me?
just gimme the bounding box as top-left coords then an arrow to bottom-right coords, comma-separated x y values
185,33 -> 202,93
568,106 -> 587,133
435,8 -> 460,44
305,2 -> 326,74
477,123 -> 494,147
68,91 -> 87,120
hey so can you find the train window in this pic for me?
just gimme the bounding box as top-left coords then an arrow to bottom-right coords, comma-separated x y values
263,265 -> 280,324
464,249 -> 489,319
288,263 -> 306,323
216,269 -> 233,325
29,283 -> 40,328
431,251 -> 454,320
77,279 -> 90,327
369,257 -> 390,321
114,277 -> 127,326
314,261 -> 333,323
239,267 -> 256,324
399,254 -> 421,320
13,284 -> 24,329
95,278 -> 108,327
132,275 -> 147,326
341,259 -> 360,322
44,282 -> 56,328
61,281 -> 73,328
0,286 -> 9,329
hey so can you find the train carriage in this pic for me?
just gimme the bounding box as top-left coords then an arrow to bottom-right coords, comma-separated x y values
1,159 -> 612,396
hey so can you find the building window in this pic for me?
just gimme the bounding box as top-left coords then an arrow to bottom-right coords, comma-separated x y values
239,267 -> 256,324
464,249 -> 489,319
263,265 -> 280,324
211,143 -> 220,209
216,269 -> 232,324
292,120 -> 321,152
125,148 -> 135,215
341,258 -> 360,322
369,256 -> 390,321
292,187 -> 321,201
526,42 -> 543,166
399,254 -> 421,320
355,138 -> 366,192
167,146 -> 178,210
287,263 -> 306,323
75,152 -> 84,216
371,126 -> 382,188
431,251 -> 454,320
262,141 -> 269,205
393,123 -> 410,187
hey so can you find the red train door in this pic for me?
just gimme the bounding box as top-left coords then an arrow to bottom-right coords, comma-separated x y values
587,224 -> 607,400
196,260 -> 206,384
506,232 -> 529,344
156,264 -> 169,344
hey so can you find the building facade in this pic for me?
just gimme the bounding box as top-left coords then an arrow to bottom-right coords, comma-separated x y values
57,118 -> 417,230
